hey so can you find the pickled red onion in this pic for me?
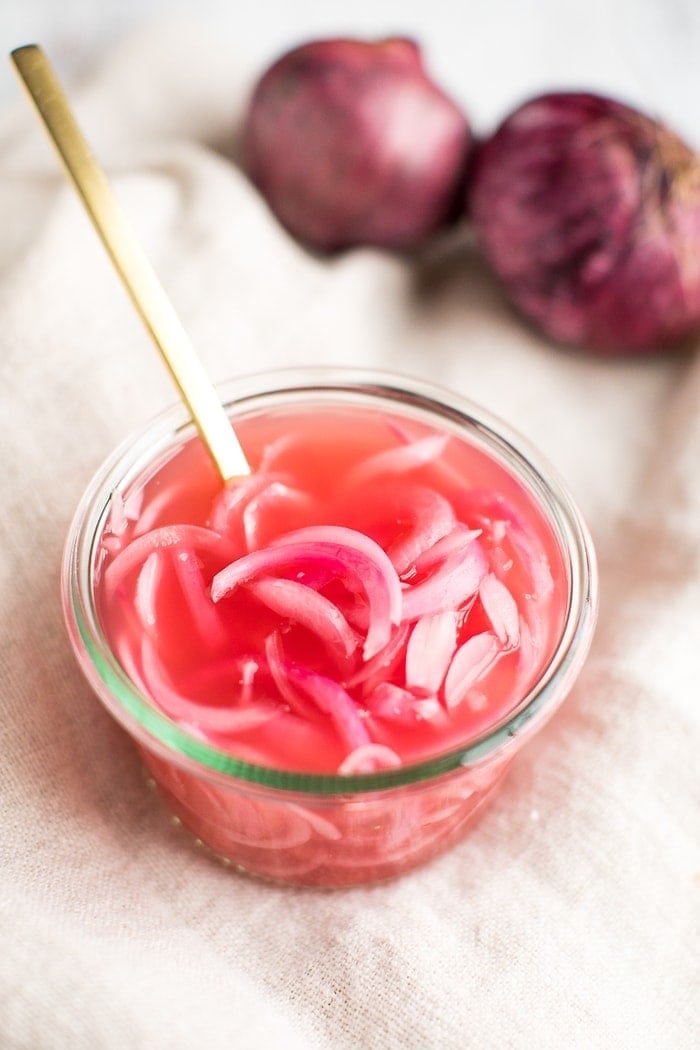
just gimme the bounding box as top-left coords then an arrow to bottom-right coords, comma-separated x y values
343,433 -> 449,488
212,526 -> 402,659
365,682 -> 442,725
141,639 -> 281,733
405,611 -> 459,695
242,482 -> 317,551
135,551 -> 163,630
468,491 -> 554,599
285,665 -> 371,752
264,632 -> 320,720
105,525 -> 231,603
479,573 -> 520,649
401,540 -> 488,622
246,575 -> 360,659
107,491 -> 128,536
444,632 -> 501,708
344,622 -> 410,690
338,743 -> 402,775
412,525 -> 483,576
209,472 -> 285,534
386,486 -> 457,576
172,548 -> 229,651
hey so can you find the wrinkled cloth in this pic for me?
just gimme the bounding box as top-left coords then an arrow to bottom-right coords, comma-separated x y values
0,19 -> 698,1050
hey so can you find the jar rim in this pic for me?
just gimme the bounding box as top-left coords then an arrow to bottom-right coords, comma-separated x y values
62,367 -> 598,795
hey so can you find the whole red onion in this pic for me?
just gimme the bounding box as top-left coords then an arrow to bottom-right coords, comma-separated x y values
243,38 -> 471,251
469,92 -> 700,353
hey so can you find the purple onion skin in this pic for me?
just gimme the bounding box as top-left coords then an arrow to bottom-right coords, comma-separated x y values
243,38 -> 472,251
469,92 -> 700,353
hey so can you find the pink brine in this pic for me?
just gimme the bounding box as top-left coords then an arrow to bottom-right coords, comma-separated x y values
97,405 -> 567,775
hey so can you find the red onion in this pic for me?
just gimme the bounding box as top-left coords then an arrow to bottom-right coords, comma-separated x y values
243,38 -> 471,250
469,92 -> 700,352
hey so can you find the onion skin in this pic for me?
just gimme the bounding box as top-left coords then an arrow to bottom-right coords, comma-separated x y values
243,38 -> 472,250
469,92 -> 700,353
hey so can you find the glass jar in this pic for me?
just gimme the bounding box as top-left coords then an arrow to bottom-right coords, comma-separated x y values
62,368 -> 597,887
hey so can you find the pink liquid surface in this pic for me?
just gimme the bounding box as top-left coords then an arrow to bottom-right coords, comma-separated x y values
96,405 -> 567,777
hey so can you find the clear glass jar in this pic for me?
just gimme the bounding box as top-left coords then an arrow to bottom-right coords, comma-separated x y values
62,368 -> 598,887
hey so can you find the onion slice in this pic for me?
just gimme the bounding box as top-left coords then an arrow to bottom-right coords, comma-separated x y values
140,639 -> 281,734
401,540 -> 488,622
212,526 -> 402,659
107,491 -> 128,536
246,576 -> 360,659
104,525 -> 232,603
338,743 -> 402,775
412,525 -> 483,576
264,632 -> 320,720
444,631 -> 501,709
209,472 -> 287,534
172,547 -> 229,651
134,551 -> 164,630
242,482 -> 317,551
343,433 -> 449,488
386,486 -> 457,576
365,682 -> 442,725
479,573 -> 520,649
405,611 -> 459,695
285,664 -> 371,752
344,622 -> 410,691
468,491 -> 554,599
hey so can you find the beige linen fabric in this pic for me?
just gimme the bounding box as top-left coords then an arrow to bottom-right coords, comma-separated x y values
0,20 -> 698,1050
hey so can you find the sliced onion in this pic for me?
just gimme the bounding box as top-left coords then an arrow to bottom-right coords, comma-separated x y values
405,611 -> 459,696
112,627 -> 151,698
259,434 -> 301,471
479,573 -> 520,649
279,527 -> 402,658
330,587 -> 370,633
213,526 -> 402,660
343,433 -> 449,488
286,803 -> 342,841
344,622 -> 410,691
123,486 -> 145,522
509,528 -> 554,601
100,534 -> 123,555
242,482 -> 317,551
140,639 -> 281,734
517,610 -> 547,673
338,743 -> 402,775
387,486 -> 457,576
246,576 -> 360,659
401,540 -> 488,622
444,631 -> 501,709
384,418 -> 416,444
285,664 -> 371,752
209,472 -> 286,534
172,547 -> 230,651
365,682 -> 442,725
131,487 -> 190,537
412,525 -> 483,576
135,551 -> 164,630
264,632 -> 321,720
468,492 -> 554,599
105,525 -> 232,603
107,490 -> 128,536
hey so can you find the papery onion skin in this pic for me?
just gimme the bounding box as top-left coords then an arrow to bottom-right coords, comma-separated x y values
469,91 -> 700,353
243,37 -> 472,250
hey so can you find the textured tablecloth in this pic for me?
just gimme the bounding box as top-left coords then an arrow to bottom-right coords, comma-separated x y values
0,18 -> 698,1050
